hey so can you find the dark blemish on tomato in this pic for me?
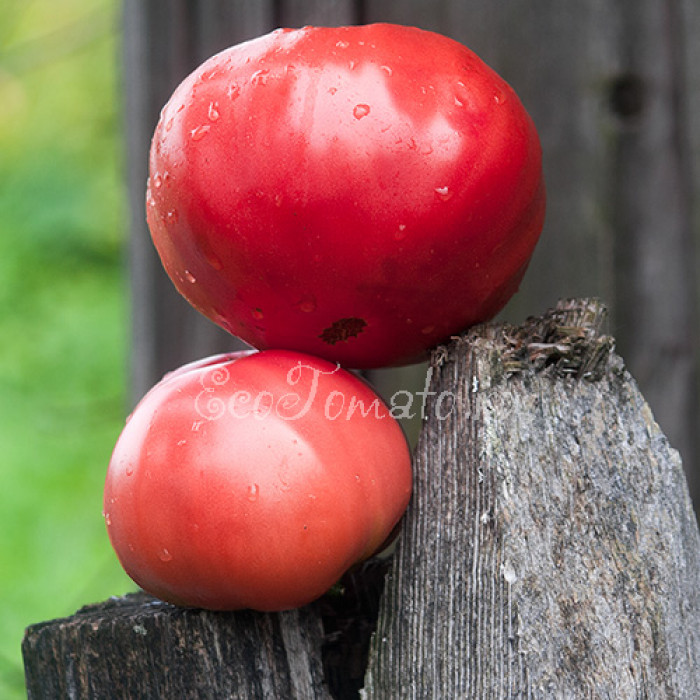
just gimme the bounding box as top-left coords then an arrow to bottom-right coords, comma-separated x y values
319,318 -> 367,344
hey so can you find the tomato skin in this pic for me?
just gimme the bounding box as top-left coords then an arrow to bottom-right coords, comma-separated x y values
104,350 -> 412,611
147,24 -> 545,368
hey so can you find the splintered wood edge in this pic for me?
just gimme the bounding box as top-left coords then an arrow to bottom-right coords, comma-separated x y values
431,298 -> 617,382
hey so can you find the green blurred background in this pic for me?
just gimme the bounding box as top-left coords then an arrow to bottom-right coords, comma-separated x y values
1,1 -> 133,696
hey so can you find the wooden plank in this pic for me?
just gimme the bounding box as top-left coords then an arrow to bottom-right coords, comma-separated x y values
679,0 -> 700,505
609,0 -> 698,504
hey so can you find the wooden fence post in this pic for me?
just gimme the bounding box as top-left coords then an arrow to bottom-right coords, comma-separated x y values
24,299 -> 700,698
363,298 -> 700,698
22,593 -> 331,699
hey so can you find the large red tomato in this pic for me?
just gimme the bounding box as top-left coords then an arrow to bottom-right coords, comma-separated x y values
147,24 -> 545,368
103,350 -> 412,611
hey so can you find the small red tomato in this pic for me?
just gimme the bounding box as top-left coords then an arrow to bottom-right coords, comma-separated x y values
103,350 -> 412,611
147,24 -> 545,368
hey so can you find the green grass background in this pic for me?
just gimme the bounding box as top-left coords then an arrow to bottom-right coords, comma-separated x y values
1,1 -> 135,696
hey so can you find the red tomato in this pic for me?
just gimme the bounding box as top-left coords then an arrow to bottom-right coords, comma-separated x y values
147,24 -> 545,368
103,350 -> 412,611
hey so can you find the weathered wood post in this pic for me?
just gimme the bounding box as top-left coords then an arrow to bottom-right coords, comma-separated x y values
364,298 -> 700,698
22,593 -> 331,699
23,299 -> 700,698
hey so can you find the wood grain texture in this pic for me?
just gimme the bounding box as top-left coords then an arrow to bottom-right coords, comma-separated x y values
363,298 -> 700,699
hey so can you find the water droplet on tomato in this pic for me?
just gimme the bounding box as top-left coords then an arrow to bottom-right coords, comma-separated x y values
493,86 -> 508,105
251,69 -> 269,86
125,466 -> 134,477
336,40 -> 350,49
190,125 -> 210,141
353,104 -> 370,120
165,117 -> 174,132
159,548 -> 173,562
226,83 -> 240,100
247,483 -> 259,501
103,511 -> 111,526
152,173 -> 163,189
454,80 -> 470,108
380,65 -> 393,76
296,296 -> 317,313
434,186 -> 453,202
200,67 -> 221,82
184,270 -> 196,284
208,101 -> 220,121
166,209 -> 179,225
421,325 -> 436,335
252,308 -> 264,320
394,224 -> 407,241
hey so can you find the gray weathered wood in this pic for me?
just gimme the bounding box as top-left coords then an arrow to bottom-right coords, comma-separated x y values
22,592 -> 331,700
363,298 -> 700,698
608,0 -> 698,508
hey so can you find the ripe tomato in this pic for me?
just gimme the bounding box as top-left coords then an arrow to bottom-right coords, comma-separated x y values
103,350 -> 412,611
147,24 -> 545,368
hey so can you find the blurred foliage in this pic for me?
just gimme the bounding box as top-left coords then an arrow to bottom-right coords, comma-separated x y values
0,0 -> 134,696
